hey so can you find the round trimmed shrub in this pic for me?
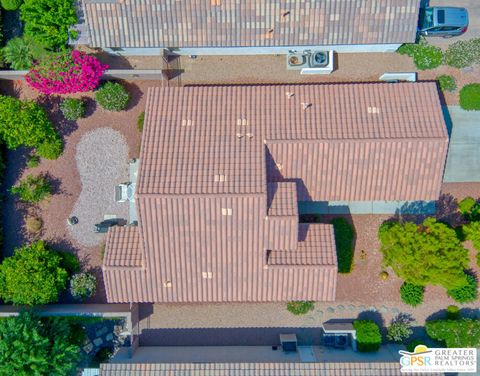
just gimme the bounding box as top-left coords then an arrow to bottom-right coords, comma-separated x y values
1,0 -> 22,10
60,98 -> 85,121
447,274 -> 478,303
36,136 -> 64,160
286,301 -> 314,315
460,84 -> 480,111
353,320 -> 382,352
70,272 -> 97,301
95,82 -> 130,111
400,282 -> 424,307
436,75 -> 457,92
446,305 -> 460,320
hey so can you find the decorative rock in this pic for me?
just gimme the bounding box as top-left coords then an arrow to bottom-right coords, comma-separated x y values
106,333 -> 114,342
93,337 -> 103,347
348,304 -> 356,311
368,306 -> 377,312
95,327 -> 109,337
380,305 -> 389,313
391,308 -> 400,314
316,310 -> 324,316
326,307 -> 335,313
358,305 -> 367,311
83,342 -> 94,354
336,305 -> 345,311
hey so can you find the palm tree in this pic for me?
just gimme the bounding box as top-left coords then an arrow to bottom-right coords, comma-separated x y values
2,36 -> 47,70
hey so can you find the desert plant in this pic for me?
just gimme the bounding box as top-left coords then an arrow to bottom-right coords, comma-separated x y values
387,313 -> 414,343
331,217 -> 355,273
379,218 -> 470,290
446,305 -> 460,320
447,274 -> 478,303
60,98 -> 85,121
400,282 -> 424,307
70,272 -> 96,301
10,174 -> 51,203
458,197 -> 478,219
1,0 -> 22,10
25,215 -> 43,234
26,50 -> 108,95
2,36 -> 46,70
445,38 -> 480,68
460,84 -> 480,111
397,40 -> 444,70
36,136 -> 63,160
20,0 -> 77,49
137,111 -> 145,131
436,74 -> 457,92
0,311 -> 81,375
26,154 -> 40,168
379,271 -> 389,280
353,320 -> 382,352
286,301 -> 314,315
95,82 -> 130,111
0,241 -> 68,305
426,318 -> 480,348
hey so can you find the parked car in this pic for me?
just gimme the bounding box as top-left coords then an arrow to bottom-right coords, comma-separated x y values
418,7 -> 468,37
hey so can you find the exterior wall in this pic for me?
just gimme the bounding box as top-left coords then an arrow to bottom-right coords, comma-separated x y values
102,44 -> 401,56
298,200 -> 436,215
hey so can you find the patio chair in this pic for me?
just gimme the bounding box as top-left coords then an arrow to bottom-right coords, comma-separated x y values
115,183 -> 129,202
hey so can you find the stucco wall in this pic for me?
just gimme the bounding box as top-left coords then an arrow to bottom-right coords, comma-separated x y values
298,201 -> 436,215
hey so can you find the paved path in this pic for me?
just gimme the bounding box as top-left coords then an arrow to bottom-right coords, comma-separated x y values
427,0 -> 480,48
443,106 -> 480,182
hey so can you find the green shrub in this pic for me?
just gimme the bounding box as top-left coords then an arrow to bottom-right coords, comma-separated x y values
446,305 -> 460,320
426,318 -> 480,347
332,217 -> 355,273
0,95 -> 62,159
445,38 -> 480,68
387,313 -> 414,343
460,84 -> 480,111
1,36 -> 46,70
10,174 -> 51,203
379,218 -> 469,290
406,339 -> 425,353
286,301 -> 314,315
353,320 -> 382,352
95,82 -> 130,111
137,111 -> 145,131
70,272 -> 96,301
458,197 -> 478,218
1,0 -> 22,10
0,311 -> 81,375
463,221 -> 480,250
0,241 -> 69,305
56,251 -> 80,275
20,0 -> 77,50
400,282 -> 424,307
447,274 -> 478,303
436,75 -> 457,92
36,135 -> 63,160
26,154 -> 40,168
60,98 -> 85,121
397,40 -> 444,70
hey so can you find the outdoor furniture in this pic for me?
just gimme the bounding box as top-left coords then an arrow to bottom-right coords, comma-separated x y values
115,183 -> 129,202
93,218 -> 126,233
280,334 -> 298,353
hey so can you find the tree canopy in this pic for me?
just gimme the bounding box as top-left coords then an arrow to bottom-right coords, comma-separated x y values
0,311 -> 80,376
379,218 -> 469,290
0,241 -> 68,305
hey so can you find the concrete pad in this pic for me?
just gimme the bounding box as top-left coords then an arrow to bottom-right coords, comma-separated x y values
443,106 -> 480,182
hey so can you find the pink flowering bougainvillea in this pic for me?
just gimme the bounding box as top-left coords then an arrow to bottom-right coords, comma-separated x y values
26,50 -> 108,95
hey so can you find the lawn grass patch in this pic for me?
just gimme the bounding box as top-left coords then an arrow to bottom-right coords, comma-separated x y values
460,84 -> 480,111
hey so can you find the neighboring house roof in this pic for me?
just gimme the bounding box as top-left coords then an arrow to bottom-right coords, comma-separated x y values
103,82 -> 447,304
84,0 -> 420,48
99,362 -> 420,375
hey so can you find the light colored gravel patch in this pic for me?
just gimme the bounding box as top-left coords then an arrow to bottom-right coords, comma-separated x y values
68,127 -> 129,247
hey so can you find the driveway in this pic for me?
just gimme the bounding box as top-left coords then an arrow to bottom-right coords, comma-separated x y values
443,106 -> 480,182
427,0 -> 480,48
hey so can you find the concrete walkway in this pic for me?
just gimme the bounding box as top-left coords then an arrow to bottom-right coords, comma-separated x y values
443,106 -> 480,182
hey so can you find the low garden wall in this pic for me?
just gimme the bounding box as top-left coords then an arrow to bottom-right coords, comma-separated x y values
0,69 -> 164,81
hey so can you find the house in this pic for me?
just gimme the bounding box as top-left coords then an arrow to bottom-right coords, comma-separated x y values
82,0 -> 420,56
103,82 -> 448,304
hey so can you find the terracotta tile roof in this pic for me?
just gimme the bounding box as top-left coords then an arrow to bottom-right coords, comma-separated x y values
268,224 -> 336,266
84,0 -> 419,48
100,362 -> 417,375
267,182 -> 298,217
104,226 -> 143,268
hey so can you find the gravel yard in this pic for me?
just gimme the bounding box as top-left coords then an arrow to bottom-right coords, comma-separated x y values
67,128 -> 129,247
